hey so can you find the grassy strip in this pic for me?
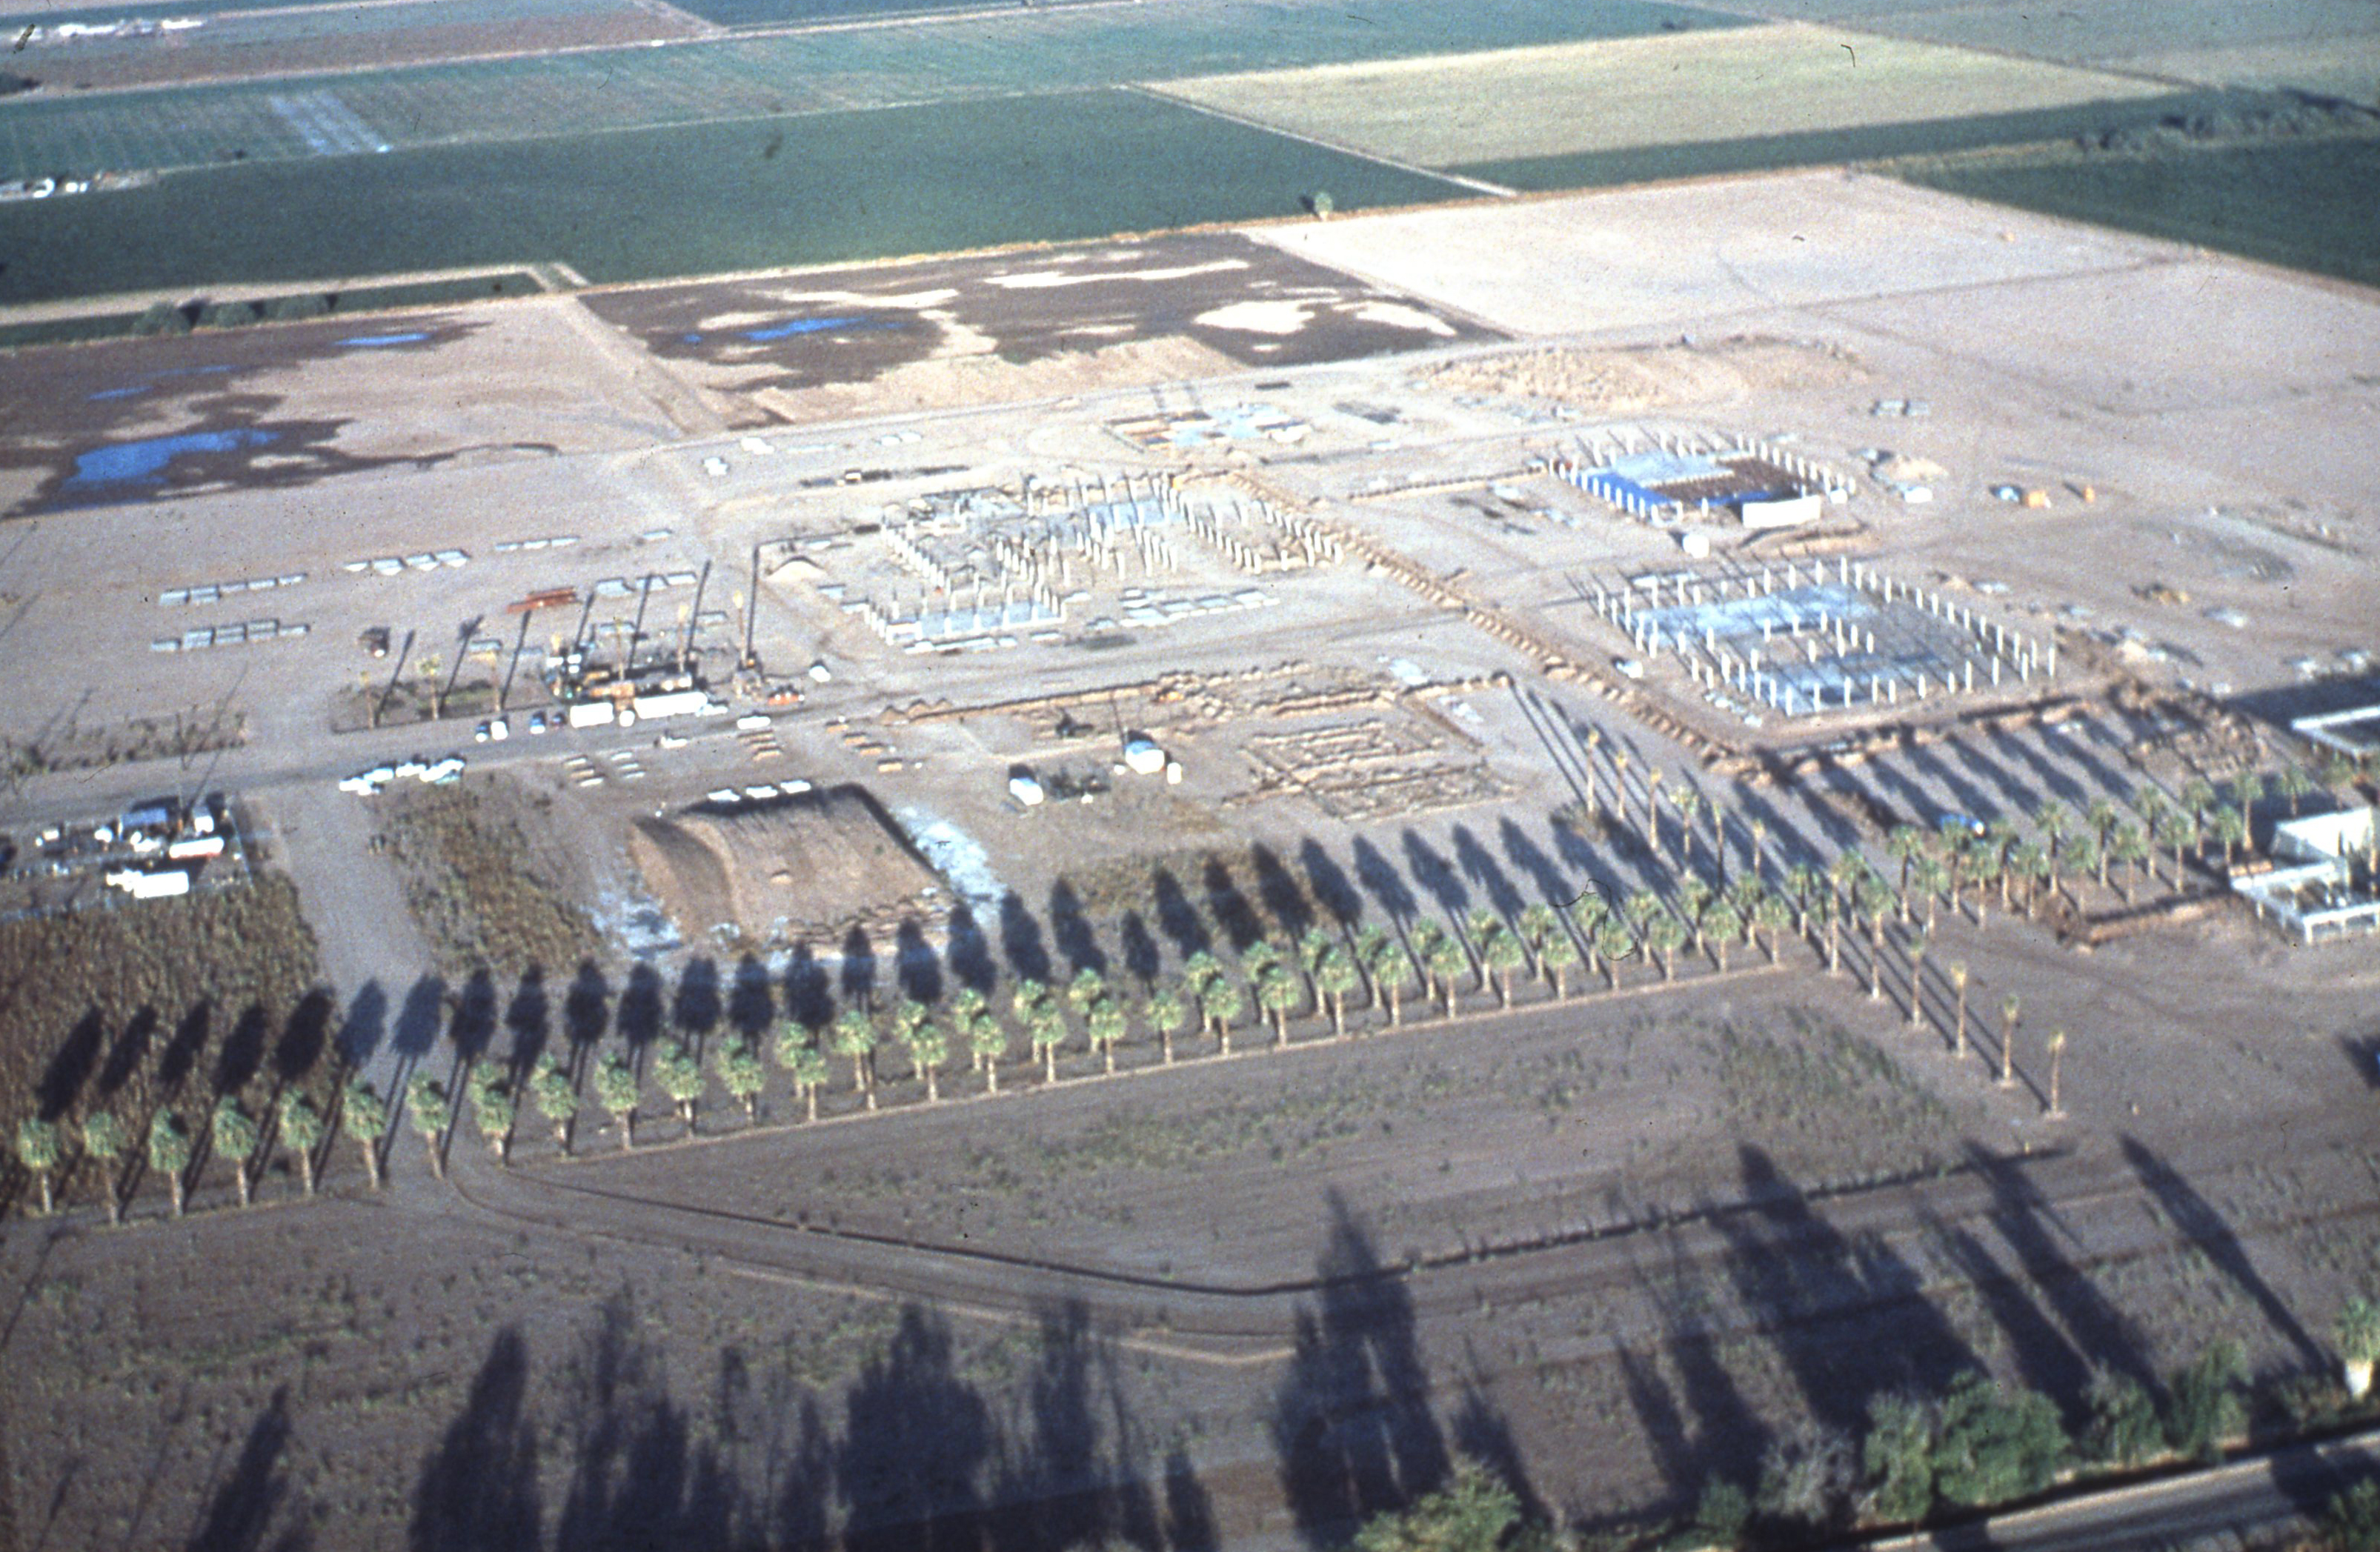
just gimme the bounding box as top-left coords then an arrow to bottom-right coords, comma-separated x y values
1892,130 -> 2380,290
0,270 -> 542,351
0,90 -> 1457,307
1449,90 -> 2245,191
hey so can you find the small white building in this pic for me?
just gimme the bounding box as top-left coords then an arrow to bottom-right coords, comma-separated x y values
2232,807 -> 2380,945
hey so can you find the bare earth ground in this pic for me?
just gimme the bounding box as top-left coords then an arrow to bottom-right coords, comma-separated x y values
0,167 -> 2378,1550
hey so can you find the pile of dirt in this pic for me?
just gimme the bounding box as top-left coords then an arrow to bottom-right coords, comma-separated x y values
1414,336 -> 1865,411
629,785 -> 946,945
748,335 -> 1239,424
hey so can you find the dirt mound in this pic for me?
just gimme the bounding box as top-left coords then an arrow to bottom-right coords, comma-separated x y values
749,335 -> 1240,423
1414,336 -> 1864,412
629,785 -> 945,945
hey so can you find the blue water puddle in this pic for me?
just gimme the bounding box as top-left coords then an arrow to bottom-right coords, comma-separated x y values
682,315 -> 888,346
63,429 -> 279,490
87,385 -> 150,402
156,364 -> 238,380
339,331 -> 432,348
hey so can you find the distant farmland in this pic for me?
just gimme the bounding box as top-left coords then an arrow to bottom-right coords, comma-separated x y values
0,0 -> 1728,183
0,90 -> 1464,306
1897,132 -> 2380,290
1157,24 -> 2171,172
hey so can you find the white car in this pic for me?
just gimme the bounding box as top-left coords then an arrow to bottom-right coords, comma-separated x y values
488,717 -> 509,742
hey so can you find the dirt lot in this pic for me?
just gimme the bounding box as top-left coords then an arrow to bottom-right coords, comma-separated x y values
0,298 -> 708,517
579,233 -> 1500,427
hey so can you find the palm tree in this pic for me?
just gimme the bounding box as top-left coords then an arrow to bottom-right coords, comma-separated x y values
1517,902 -> 1560,985
1205,976 -> 1246,1056
717,1041 -> 768,1119
1256,965 -> 1300,1047
2233,770 -> 2266,816
1702,900 -> 1742,973
1297,925 -> 1337,1008
1643,914 -> 1686,982
651,1042 -> 702,1130
2321,752 -> 2359,801
775,1022 -> 820,1096
1350,923 -> 1391,1011
904,1023 -> 950,1101
594,1054 -> 639,1150
1909,854 -> 1949,934
2035,800 -> 2072,865
963,1006 -> 1007,1094
2061,832 -> 2099,902
2086,796 -> 2120,851
279,1093 -> 326,1195
1998,995 -> 2020,1088
1086,998 -> 1126,1074
830,1010 -> 879,1110
1949,963 -> 1970,1060
1313,944 -> 1360,1037
1886,825 -> 1929,923
1753,893 -> 1792,964
15,1118 -> 60,1215
2155,809 -> 2193,884
1148,985 -> 1189,1064
1856,873 -> 1894,999
82,1112 -> 127,1222
2110,822 -> 2148,899
473,1079 -> 517,1162
1671,786 -> 1704,870
213,1096 -> 261,1206
2181,778 -> 2216,842
1462,909 -> 1500,990
1029,1002 -> 1068,1082
1905,936 -> 1929,1030
1677,876 -> 1713,956
884,996 -> 931,1079
1815,887 -> 1843,975
1775,863 -> 1815,937
418,651 -> 446,719
1359,932 -> 1414,1028
1984,818 -> 2022,911
2045,1029 -> 2068,1118
343,1079 -> 388,1188
788,1046 -> 831,1119
947,990 -> 990,1073
1569,887 -> 1611,945
1540,927 -> 1580,998
2276,766 -> 2313,817
2210,804 -> 2247,868
149,1110 -> 192,1216
1181,953 -> 1223,1036
1066,968 -> 1108,1033
1480,921 -> 1526,1008
405,1074 -> 451,1177
1643,767 -> 1666,856
1594,920 -> 1635,990
530,1057 -> 579,1153
1420,927 -> 1466,1018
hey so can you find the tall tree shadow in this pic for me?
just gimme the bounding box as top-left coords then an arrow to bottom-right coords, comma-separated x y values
1451,825 -> 1523,920
448,970 -> 499,1069
1048,880 -> 1106,979
1252,844 -> 1314,942
728,953 -> 776,1043
674,956 -> 722,1053
1400,830 -> 1467,921
555,1295 -> 728,1551
390,976 -> 447,1062
946,904 -> 999,995
187,1386 -> 298,1552
1299,839 -> 1363,933
99,1005 -> 159,1100
896,921 -> 944,1007
1710,1148 -> 1976,1439
782,945 -> 834,1032
2122,1136 -> 2324,1368
1117,911 -> 1161,990
563,962 -> 611,1068
841,1306 -> 993,1552
616,963 -> 665,1054
410,1329 -> 541,1552
35,1007 -> 104,1120
1000,892 -> 1051,985
1495,817 -> 1572,908
503,970 -> 549,1075
1202,856 -> 1265,952
1151,867 -> 1209,962
1270,1193 -> 1450,1546
212,1003 -> 272,1096
1351,836 -> 1415,926
334,982 -> 386,1069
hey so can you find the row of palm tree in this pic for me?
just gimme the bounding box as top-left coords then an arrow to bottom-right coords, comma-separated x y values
12,1081 -> 381,1223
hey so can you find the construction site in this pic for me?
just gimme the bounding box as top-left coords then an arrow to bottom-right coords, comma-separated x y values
0,161 -> 2377,1552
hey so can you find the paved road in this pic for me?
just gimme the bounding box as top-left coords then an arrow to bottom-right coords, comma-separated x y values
1869,1428 -> 2380,1551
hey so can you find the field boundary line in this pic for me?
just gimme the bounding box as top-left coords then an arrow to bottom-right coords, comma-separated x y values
1127,83 -> 1515,199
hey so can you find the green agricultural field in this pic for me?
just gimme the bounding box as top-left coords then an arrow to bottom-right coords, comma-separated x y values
1896,131 -> 2380,290
0,90 -> 1460,306
1157,24 -> 2170,173
0,0 -> 1725,182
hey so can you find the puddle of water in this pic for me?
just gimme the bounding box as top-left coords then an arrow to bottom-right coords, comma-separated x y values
338,331 -> 433,348
894,806 -> 1003,911
87,384 -> 150,402
63,428 -> 278,489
